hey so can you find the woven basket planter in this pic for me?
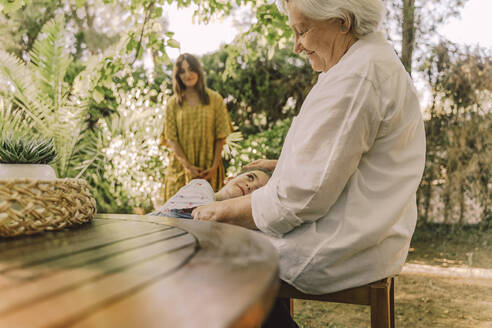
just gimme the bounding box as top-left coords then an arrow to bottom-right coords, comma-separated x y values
0,179 -> 97,237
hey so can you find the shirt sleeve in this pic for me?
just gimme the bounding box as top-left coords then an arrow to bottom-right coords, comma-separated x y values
164,97 -> 178,143
212,92 -> 232,139
252,76 -> 383,237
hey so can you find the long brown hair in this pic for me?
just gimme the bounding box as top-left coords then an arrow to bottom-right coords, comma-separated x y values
172,53 -> 210,107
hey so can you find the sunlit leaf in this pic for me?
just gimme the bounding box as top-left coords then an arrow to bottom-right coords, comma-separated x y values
167,38 -> 180,49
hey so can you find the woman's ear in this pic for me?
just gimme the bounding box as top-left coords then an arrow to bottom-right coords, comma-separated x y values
340,18 -> 351,33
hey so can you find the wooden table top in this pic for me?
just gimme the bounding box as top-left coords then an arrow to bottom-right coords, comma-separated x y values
0,214 -> 279,328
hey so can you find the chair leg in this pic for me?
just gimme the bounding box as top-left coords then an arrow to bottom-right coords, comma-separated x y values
289,298 -> 294,317
370,279 -> 392,328
390,277 -> 395,328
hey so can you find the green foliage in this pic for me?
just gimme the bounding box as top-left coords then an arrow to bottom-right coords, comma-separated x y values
202,42 -> 316,136
30,17 -> 72,107
0,0 -> 58,58
0,15 -> 168,213
0,0 -> 180,69
0,16 -> 90,178
247,3 -> 292,57
0,99 -> 58,164
423,41 -> 492,109
0,0 -> 31,14
84,172 -> 134,214
210,2 -> 292,75
81,76 -> 169,211
384,0 -> 468,74
417,41 -> 492,226
0,3 -> 177,212
0,134 -> 56,164
0,98 -> 26,137
226,117 -> 292,175
75,54 -> 124,128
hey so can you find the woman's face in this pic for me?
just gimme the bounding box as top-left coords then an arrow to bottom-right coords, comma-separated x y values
178,60 -> 199,88
288,3 -> 351,72
215,170 -> 270,200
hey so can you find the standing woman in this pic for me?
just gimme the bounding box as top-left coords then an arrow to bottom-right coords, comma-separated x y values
161,53 -> 232,202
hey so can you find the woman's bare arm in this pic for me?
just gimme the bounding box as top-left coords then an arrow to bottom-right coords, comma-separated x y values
192,194 -> 257,230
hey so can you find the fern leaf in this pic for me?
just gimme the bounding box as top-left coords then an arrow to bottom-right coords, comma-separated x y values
0,99 -> 27,138
0,50 -> 37,108
0,17 -> 93,179
0,50 -> 54,134
29,16 -> 72,114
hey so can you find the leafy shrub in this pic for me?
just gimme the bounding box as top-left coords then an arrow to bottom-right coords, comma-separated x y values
202,41 -> 316,136
417,42 -> 492,226
226,117 -> 292,175
84,172 -> 134,214
88,80 -> 168,212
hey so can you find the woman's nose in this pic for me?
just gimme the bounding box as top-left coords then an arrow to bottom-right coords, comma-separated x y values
294,36 -> 304,54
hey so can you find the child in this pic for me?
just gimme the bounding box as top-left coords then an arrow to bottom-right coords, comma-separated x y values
150,168 -> 272,219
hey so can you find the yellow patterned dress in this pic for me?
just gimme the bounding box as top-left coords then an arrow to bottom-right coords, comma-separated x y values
161,88 -> 232,202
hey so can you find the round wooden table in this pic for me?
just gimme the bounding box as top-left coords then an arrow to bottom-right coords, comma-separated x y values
0,214 -> 279,328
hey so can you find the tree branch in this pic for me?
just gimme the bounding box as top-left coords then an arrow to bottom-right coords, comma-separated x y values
131,1 -> 155,65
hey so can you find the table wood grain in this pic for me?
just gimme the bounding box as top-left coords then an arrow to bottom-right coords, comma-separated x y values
0,214 -> 279,328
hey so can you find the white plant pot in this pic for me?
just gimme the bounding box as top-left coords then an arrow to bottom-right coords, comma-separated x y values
0,164 -> 57,180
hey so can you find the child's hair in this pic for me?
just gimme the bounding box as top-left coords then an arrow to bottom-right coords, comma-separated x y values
238,166 -> 273,178
172,53 -> 209,107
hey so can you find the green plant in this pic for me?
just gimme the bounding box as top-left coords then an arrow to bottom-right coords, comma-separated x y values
0,16 -> 90,177
85,80 -> 169,210
0,134 -> 56,164
84,172 -> 133,214
226,117 -> 292,175
0,98 -> 25,136
0,96 -> 57,164
202,42 -> 316,136
417,42 -> 492,226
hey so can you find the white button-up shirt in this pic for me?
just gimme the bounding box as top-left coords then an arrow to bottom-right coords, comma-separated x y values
251,32 -> 426,294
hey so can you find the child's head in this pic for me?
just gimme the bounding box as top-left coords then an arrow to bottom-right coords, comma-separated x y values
215,168 -> 272,201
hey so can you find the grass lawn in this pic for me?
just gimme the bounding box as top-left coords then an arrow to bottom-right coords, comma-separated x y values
293,225 -> 492,328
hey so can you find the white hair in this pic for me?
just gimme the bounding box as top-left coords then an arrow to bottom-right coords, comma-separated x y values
277,0 -> 385,38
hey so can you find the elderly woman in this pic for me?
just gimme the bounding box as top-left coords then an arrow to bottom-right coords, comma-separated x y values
193,0 -> 426,326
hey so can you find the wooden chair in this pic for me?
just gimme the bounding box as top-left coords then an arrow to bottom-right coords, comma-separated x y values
278,277 -> 395,328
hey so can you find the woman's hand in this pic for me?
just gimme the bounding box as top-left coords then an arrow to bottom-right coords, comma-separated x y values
192,195 -> 257,230
244,159 -> 278,171
197,165 -> 218,181
167,139 -> 202,178
191,201 -> 226,222
184,163 -> 203,178
198,138 -> 225,182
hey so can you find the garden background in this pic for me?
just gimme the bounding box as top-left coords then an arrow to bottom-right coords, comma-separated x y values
0,0 -> 491,326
